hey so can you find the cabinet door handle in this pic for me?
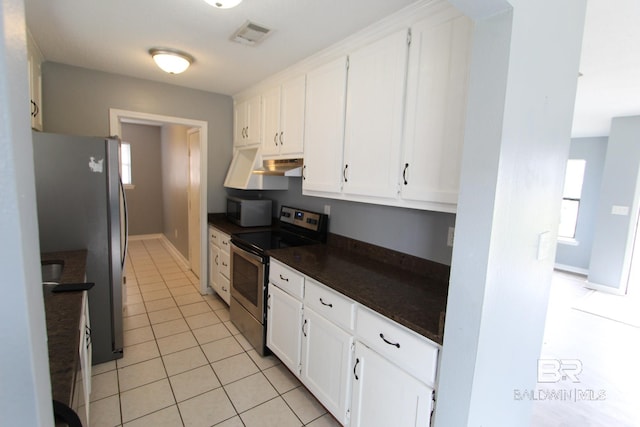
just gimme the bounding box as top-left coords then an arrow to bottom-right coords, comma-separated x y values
343,164 -> 349,183
279,274 -> 289,282
222,261 -> 228,267
302,165 -> 306,181
319,298 -> 333,308
85,326 -> 91,349
302,319 -> 308,337
353,358 -> 360,380
274,133 -> 278,146
379,333 -> 400,348
267,294 -> 271,310
403,163 -> 409,185
222,286 -> 228,292
279,131 -> 283,145
215,255 -> 219,266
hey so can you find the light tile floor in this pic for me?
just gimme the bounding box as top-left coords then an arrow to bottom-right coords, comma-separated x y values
90,238 -> 340,427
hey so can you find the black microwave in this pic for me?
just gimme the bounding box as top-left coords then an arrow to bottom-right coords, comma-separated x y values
226,197 -> 272,227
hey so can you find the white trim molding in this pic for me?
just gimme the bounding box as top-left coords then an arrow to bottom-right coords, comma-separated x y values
554,263 -> 589,276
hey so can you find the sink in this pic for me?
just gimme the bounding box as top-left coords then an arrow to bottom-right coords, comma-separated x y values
41,260 -> 64,284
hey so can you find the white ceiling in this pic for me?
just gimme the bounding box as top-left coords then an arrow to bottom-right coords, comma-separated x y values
24,0 -> 640,138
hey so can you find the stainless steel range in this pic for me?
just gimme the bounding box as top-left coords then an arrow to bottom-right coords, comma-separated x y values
229,206 -> 328,356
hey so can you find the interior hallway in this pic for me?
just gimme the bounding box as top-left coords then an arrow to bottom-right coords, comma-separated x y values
88,237 -> 339,427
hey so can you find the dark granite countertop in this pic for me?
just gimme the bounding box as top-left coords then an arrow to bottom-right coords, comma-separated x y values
209,211 -> 449,344
268,238 -> 449,345
207,213 -> 274,236
41,250 -> 87,406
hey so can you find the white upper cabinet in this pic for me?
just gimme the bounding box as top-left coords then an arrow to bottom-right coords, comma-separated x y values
232,1 -> 472,213
302,56 -> 348,194
342,29 -> 410,199
400,14 -> 473,209
27,29 -> 43,131
262,75 -> 306,158
234,95 -> 262,146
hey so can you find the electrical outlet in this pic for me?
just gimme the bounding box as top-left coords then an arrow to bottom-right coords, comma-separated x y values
447,227 -> 455,247
324,205 -> 331,216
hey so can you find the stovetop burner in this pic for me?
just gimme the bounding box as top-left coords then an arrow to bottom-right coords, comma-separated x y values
231,205 -> 328,255
231,229 -> 318,254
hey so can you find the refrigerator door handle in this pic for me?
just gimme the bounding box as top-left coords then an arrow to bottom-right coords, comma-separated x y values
119,177 -> 129,268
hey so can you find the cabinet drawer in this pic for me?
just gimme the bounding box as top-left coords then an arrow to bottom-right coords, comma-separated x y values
210,227 -> 220,247
217,274 -> 231,305
304,278 -> 354,331
355,306 -> 439,385
220,251 -> 230,279
219,233 -> 231,253
270,259 -> 304,299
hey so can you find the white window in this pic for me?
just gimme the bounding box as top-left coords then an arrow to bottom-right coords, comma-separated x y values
558,159 -> 586,239
121,142 -> 132,185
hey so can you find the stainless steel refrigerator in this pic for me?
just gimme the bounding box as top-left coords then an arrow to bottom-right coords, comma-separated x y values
33,131 -> 127,364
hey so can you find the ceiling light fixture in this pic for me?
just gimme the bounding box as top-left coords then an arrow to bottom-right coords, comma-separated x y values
203,0 -> 243,9
149,48 -> 194,74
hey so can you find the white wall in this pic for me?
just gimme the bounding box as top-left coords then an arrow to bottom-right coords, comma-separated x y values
0,0 -> 54,424
435,0 -> 587,425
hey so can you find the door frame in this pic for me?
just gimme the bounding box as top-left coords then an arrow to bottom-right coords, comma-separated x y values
109,108 -> 209,294
187,127 -> 201,279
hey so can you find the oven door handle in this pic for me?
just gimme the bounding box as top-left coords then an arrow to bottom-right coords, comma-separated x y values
230,242 -> 265,264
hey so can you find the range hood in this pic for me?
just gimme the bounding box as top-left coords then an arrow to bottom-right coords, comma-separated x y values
253,158 -> 304,177
224,146 -> 291,190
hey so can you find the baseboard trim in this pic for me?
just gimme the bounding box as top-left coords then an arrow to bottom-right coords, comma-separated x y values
583,280 -> 626,295
554,263 -> 589,276
159,235 -> 191,270
128,233 -> 163,241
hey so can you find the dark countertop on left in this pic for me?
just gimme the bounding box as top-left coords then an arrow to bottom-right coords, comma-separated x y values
41,250 -> 87,406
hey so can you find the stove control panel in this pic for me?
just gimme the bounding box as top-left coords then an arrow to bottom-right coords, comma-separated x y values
280,206 -> 327,233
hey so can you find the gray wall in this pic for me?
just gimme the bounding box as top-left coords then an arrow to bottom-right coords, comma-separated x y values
231,180 -> 456,265
555,136 -> 607,272
161,125 -> 190,259
41,62 -> 233,213
121,123 -> 163,235
588,116 -> 640,291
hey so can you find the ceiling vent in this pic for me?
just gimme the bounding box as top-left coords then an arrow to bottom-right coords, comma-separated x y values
231,21 -> 272,46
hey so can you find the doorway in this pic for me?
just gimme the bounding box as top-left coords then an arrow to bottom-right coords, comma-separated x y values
109,109 -> 209,294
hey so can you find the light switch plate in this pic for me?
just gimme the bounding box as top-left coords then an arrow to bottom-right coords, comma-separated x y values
611,205 -> 629,216
447,227 -> 455,247
537,231 -> 551,260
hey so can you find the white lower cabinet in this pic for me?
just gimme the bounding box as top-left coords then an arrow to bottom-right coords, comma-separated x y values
76,291 -> 92,426
209,226 -> 231,305
266,284 -> 303,375
267,259 -> 439,426
301,307 -> 354,425
350,341 -> 434,427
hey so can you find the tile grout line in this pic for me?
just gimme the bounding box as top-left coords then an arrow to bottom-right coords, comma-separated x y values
111,237 -> 335,427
